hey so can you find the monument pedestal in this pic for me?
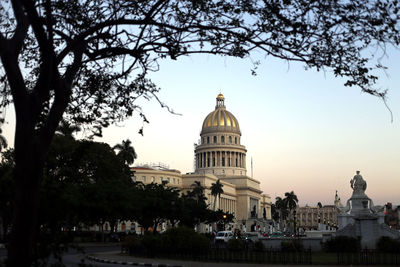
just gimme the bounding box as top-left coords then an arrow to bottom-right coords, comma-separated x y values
335,171 -> 400,249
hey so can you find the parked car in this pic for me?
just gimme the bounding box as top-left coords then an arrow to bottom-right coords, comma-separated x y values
215,231 -> 234,243
241,232 -> 259,243
269,231 -> 283,238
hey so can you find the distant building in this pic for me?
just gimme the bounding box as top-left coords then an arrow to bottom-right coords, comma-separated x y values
296,192 -> 341,230
384,202 -> 400,230
130,94 -> 272,232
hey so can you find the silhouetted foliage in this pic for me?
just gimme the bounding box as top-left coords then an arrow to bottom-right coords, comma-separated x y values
323,236 -> 361,253
113,139 -> 137,166
376,236 -> 400,253
211,179 -> 224,211
124,227 -> 211,257
1,0 -> 400,265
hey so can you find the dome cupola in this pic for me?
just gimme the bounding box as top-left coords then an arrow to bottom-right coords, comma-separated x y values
201,94 -> 240,135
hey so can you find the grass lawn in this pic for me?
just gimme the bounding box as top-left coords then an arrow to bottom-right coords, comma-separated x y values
311,252 -> 338,265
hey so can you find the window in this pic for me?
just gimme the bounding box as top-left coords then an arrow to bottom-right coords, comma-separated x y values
167,177 -> 170,183
229,136 -> 232,143
235,137 -> 237,144
160,177 -> 163,183
212,157 -> 215,166
132,176 -> 136,182
221,136 -> 225,143
142,176 -> 146,182
222,157 -> 225,166
177,179 -> 180,184
213,136 -> 217,143
173,178 -> 176,184
207,136 -> 210,144
151,176 -> 155,182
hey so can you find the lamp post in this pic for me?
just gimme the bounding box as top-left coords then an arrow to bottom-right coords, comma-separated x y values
293,209 -> 297,237
222,214 -> 227,230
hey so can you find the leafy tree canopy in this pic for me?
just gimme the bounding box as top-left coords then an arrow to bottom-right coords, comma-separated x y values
0,0 -> 399,133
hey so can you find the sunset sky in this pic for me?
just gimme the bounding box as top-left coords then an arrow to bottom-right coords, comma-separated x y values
2,47 -> 400,207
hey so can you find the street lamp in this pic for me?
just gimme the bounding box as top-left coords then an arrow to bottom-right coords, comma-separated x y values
293,210 -> 297,236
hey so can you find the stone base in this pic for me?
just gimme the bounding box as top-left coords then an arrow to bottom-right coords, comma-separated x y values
336,214 -> 400,249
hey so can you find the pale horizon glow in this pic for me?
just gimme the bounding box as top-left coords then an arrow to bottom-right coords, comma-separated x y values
2,48 -> 400,207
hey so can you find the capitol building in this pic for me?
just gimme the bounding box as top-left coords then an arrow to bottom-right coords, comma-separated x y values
132,94 -> 272,232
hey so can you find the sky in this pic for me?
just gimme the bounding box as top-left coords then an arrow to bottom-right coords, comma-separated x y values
2,47 -> 400,207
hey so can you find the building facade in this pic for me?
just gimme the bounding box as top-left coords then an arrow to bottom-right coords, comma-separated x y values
132,94 -> 272,232
296,205 -> 339,230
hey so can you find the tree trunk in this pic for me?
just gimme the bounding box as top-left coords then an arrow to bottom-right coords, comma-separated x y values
213,194 -> 217,211
7,145 -> 45,267
7,113 -> 50,267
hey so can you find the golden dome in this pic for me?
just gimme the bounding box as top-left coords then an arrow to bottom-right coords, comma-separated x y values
201,95 -> 240,134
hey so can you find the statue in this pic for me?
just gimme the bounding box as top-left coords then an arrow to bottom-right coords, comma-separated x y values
350,170 -> 367,193
341,171 -> 371,214
334,190 -> 343,209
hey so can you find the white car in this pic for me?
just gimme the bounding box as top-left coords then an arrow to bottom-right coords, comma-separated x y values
215,231 -> 234,243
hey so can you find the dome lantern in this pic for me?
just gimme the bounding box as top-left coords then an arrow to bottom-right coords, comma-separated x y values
216,93 -> 225,109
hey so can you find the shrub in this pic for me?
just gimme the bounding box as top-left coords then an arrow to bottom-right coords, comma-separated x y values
122,234 -> 145,254
161,227 -> 211,254
141,233 -> 162,256
323,236 -> 360,252
227,238 -> 244,251
281,240 -> 304,252
376,236 -> 400,253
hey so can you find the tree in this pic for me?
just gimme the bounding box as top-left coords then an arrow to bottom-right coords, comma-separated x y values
55,119 -> 81,139
284,191 -> 298,212
0,149 -> 14,242
113,139 -> 137,166
1,1 -> 399,265
0,118 -> 7,151
210,179 -> 224,211
275,196 -> 289,231
190,181 -> 206,203
284,191 -> 298,233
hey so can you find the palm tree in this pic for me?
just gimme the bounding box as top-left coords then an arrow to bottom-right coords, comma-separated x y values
284,191 -> 298,234
56,119 -> 81,138
275,196 -> 287,230
211,179 -> 224,210
113,139 -> 137,166
284,191 -> 298,212
190,181 -> 205,203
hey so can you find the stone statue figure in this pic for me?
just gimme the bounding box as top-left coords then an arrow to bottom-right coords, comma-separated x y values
341,171 -> 371,214
334,190 -> 344,209
350,170 -> 367,193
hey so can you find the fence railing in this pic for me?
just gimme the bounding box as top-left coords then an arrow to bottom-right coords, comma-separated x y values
337,250 -> 400,265
123,247 -> 312,265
